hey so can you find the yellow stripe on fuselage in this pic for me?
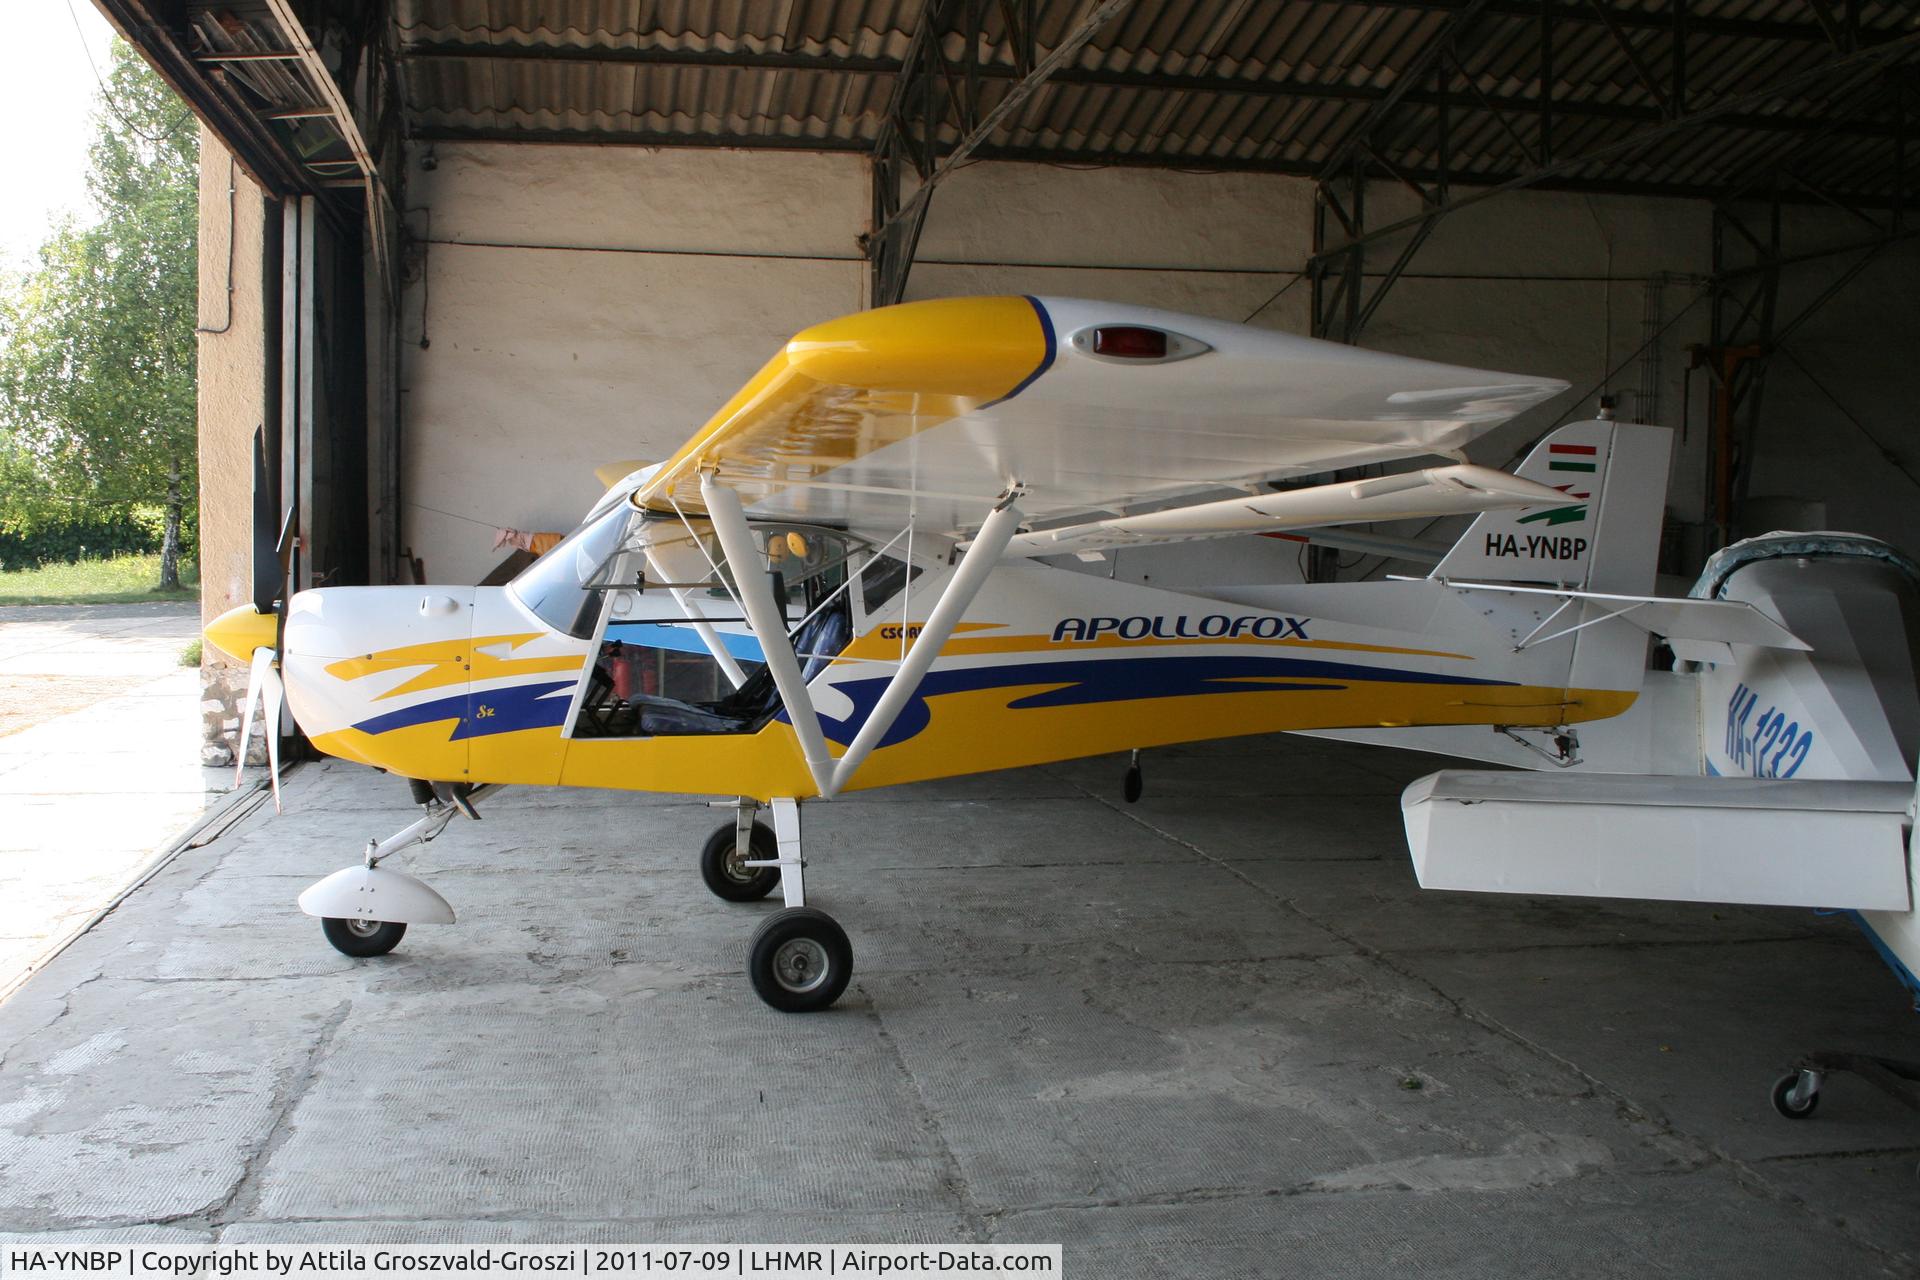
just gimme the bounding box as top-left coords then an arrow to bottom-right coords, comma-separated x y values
324,634 -> 583,700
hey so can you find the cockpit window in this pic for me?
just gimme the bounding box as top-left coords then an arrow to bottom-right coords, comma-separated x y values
508,502 -> 636,639
859,550 -> 924,616
568,519 -> 870,738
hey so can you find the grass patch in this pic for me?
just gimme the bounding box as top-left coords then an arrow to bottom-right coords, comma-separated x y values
179,637 -> 202,666
0,553 -> 199,606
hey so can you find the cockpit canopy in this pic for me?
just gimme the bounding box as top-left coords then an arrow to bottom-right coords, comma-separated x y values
507,499 -> 924,739
509,501 -> 886,641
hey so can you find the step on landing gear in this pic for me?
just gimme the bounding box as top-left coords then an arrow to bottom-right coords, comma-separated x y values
302,781 -> 491,957
707,797 -> 852,1012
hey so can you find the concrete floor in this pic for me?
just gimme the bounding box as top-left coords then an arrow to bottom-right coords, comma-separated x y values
0,603 -> 218,994
2,733 -> 1919,1275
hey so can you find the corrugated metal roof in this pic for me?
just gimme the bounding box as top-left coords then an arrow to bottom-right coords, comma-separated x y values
381,1 -> 1920,201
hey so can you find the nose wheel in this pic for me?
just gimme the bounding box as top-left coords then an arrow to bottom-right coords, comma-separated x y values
747,907 -> 852,1012
321,916 -> 407,957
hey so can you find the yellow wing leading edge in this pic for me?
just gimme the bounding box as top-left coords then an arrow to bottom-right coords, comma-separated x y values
638,295 -> 1052,517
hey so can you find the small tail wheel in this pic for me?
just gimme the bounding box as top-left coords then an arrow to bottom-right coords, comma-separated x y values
1122,764 -> 1143,804
1771,1070 -> 1820,1120
747,907 -> 852,1013
322,916 -> 407,958
701,821 -> 780,901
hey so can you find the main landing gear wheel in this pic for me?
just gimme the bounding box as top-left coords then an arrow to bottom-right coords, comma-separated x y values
1770,1071 -> 1821,1119
700,821 -> 780,902
322,917 -> 407,958
747,907 -> 852,1013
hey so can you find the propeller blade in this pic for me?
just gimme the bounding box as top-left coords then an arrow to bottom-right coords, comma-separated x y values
272,506 -> 296,657
251,427 -> 279,614
234,646 -> 272,789
262,662 -> 286,814
234,647 -> 288,813
274,507 -> 296,578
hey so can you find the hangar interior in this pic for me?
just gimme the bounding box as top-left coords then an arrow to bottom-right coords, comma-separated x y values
110,0 -> 1920,609
11,0 -> 1919,1263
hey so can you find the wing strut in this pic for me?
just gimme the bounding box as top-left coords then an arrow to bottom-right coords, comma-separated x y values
701,476 -> 840,796
828,496 -> 1023,796
699,472 -> 1024,799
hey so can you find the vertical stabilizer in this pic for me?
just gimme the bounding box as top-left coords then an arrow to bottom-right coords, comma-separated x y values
1431,421 -> 1672,594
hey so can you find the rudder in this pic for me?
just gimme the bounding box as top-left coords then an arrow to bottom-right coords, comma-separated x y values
1431,421 -> 1672,595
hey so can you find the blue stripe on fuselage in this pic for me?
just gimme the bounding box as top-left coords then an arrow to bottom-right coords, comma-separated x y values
784,652 -> 1511,749
352,679 -> 576,741
606,620 -> 764,661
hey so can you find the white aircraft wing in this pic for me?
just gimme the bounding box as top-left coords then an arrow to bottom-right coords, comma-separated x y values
1002,463 -> 1567,557
636,296 -> 1570,536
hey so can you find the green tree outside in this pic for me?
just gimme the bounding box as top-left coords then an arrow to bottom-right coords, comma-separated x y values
0,40 -> 197,589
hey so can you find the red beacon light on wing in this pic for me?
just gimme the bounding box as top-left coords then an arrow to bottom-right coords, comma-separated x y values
1093,326 -> 1168,358
1069,323 -> 1212,365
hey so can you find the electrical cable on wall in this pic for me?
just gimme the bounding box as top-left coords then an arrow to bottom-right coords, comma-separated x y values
195,152 -> 236,335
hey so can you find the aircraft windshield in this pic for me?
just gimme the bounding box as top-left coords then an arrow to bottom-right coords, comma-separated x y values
508,502 -> 636,639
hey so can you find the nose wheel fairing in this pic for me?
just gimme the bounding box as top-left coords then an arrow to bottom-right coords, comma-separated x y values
299,865 -> 456,926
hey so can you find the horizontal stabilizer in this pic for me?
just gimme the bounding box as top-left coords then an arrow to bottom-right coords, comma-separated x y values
1443,580 -> 1809,655
1403,770 -> 1912,910
1004,464 -> 1566,558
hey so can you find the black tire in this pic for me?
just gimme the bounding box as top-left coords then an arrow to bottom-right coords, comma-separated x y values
747,907 -> 852,1012
322,916 -> 407,958
1771,1071 -> 1820,1120
1123,764 -> 1143,804
701,821 -> 780,901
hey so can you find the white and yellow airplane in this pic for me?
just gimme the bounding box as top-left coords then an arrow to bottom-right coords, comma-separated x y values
205,295 -> 1798,1011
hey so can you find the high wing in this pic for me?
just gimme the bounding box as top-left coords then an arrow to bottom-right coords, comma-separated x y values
1001,463 -> 1568,558
637,296 -> 1569,537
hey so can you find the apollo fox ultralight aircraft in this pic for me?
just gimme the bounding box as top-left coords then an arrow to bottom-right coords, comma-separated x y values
205,295 -> 1800,1012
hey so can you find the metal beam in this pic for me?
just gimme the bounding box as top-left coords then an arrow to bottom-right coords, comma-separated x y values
408,124 -> 1918,211
1318,0 -> 1490,184
865,0 -> 963,308
91,0 -> 313,197
1322,0 -> 1902,44
1670,0 -> 1688,117
869,0 -> 1138,249
1804,0 -> 1851,54
398,40 -> 1909,143
1308,31 -> 1920,267
261,0 -> 397,304
1582,0 -> 1670,118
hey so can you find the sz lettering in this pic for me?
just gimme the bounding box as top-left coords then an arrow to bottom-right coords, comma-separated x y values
1724,682 -> 1813,778
1483,534 -> 1590,560
1051,614 -> 1310,643
473,704 -> 496,719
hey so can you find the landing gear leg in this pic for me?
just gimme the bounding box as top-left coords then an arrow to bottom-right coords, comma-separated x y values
302,780 -> 489,956
742,798 -> 851,1012
1123,749 -> 1144,804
